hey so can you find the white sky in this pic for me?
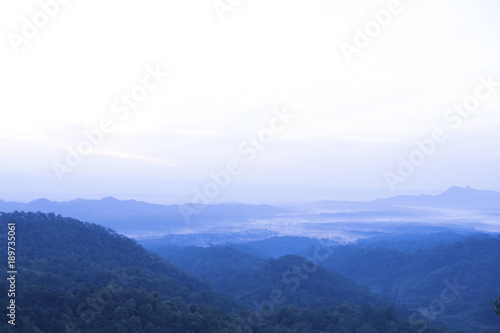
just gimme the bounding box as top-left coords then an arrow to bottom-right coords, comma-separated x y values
0,0 -> 499,204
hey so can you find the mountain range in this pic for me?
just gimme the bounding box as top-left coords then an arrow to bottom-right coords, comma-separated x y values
0,186 -> 498,235
0,211 -> 468,332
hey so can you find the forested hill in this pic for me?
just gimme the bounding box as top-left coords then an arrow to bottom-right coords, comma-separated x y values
307,234 -> 500,332
150,245 -> 382,309
0,212 -> 463,332
0,212 -> 238,332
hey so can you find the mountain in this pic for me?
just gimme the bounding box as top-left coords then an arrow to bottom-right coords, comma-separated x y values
0,186 -> 498,236
146,242 -> 464,332
308,186 -> 500,211
0,198 -> 293,234
352,231 -> 477,253
305,234 -> 500,332
370,186 -> 500,210
295,187 -> 500,235
150,245 -> 382,309
0,211 -> 239,332
230,236 -> 341,258
0,197 -> 187,232
0,212 -> 459,333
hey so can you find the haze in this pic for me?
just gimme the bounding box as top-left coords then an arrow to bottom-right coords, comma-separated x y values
1,0 -> 499,204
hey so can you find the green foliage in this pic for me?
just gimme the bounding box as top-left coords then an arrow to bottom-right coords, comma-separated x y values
151,244 -> 459,332
235,304 -> 452,333
0,212 -> 235,332
0,212 -> 463,332
153,245 -> 381,310
312,234 -> 500,331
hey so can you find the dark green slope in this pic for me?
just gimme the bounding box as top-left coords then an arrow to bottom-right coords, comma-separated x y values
154,244 -> 392,309
0,212 -> 461,333
310,235 -> 500,332
0,212 -> 237,332
148,243 -> 458,333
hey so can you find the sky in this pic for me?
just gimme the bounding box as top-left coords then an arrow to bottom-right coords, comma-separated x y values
0,0 -> 499,204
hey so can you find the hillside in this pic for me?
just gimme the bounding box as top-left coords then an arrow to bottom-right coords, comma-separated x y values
151,245 -> 381,309
307,234 -> 500,332
0,212 -> 461,332
0,212 -> 238,332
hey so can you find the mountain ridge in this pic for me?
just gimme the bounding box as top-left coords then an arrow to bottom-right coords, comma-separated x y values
1,186 -> 497,209
0,186 -> 498,234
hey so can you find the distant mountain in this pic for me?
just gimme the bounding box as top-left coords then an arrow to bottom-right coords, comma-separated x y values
139,230 -> 279,249
370,186 -> 500,210
353,231 -> 476,253
231,236 -> 341,258
0,197 -> 188,233
0,197 -> 293,234
0,186 -> 498,235
310,186 -> 500,211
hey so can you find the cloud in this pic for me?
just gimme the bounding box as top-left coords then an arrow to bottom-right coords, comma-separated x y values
94,149 -> 178,168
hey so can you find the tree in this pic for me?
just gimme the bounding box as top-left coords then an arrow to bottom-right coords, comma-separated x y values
495,296 -> 500,316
